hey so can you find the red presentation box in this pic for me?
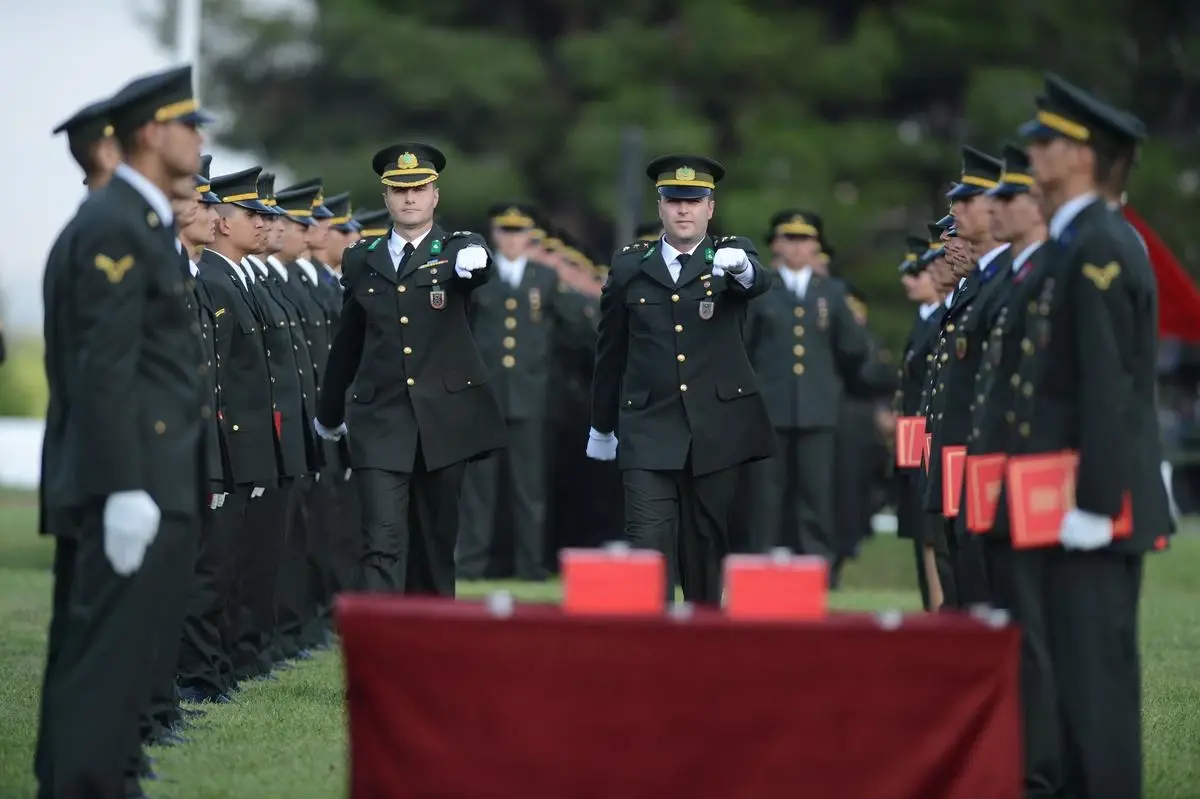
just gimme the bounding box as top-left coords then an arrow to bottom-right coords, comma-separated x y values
561,546 -> 665,615
723,552 -> 828,621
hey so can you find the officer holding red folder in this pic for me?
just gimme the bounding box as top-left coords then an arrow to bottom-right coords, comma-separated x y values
992,73 -> 1171,799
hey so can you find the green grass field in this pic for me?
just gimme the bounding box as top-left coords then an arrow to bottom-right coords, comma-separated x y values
1,489 -> 1198,798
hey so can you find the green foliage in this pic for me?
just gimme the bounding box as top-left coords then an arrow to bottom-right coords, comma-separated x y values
0,337 -> 47,418
154,0 -> 1200,349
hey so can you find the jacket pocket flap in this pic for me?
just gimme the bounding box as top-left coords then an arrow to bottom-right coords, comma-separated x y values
715,381 -> 758,401
351,383 -> 375,402
621,388 -> 651,409
444,371 -> 487,393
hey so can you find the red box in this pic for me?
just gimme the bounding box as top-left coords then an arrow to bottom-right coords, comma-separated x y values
1005,451 -> 1133,549
923,433 -> 933,473
895,416 -> 926,468
723,553 -> 828,621
941,445 -> 967,518
965,454 -> 1008,533
561,546 -> 666,615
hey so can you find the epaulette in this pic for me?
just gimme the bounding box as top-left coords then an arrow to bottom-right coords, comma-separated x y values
619,240 -> 652,255
349,238 -> 367,249
713,235 -> 742,248
444,230 -> 474,240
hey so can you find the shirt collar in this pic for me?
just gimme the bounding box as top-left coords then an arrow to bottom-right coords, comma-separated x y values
659,235 -> 702,266
943,291 -> 954,309
114,163 -> 174,228
1011,240 -> 1044,272
294,257 -> 320,285
977,243 -> 1010,271
266,254 -> 290,281
389,226 -> 432,258
1049,192 -> 1099,241
208,249 -> 248,285
918,302 -> 940,320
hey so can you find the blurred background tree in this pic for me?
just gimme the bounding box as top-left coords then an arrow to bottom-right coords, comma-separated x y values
149,0 -> 1200,347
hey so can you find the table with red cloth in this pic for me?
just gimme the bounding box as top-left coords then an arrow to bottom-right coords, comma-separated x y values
338,597 -> 1021,799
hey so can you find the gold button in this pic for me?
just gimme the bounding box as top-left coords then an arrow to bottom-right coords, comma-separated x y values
368,287 -> 375,294
506,298 -> 518,310
1019,422 -> 1030,437
232,424 -> 240,431
1022,338 -> 1034,354
201,406 -> 211,419
505,317 -> 517,329
407,377 -> 416,386
400,316 -> 409,324
671,294 -> 680,302
502,355 -> 516,368
639,297 -> 646,304
403,346 -> 412,355
705,290 -> 713,296
795,326 -> 805,336
154,420 -> 166,434
431,279 -> 439,285
680,383 -> 688,391
926,354 -> 933,362
793,363 -> 805,375
677,354 -> 686,362
946,324 -> 955,332
398,285 -> 406,293
1005,411 -> 1016,423
674,324 -> 683,333
940,353 -> 949,362
792,344 -> 805,357
794,307 -> 805,318
503,336 -> 516,349
1011,374 -> 1021,387
1022,382 -> 1033,397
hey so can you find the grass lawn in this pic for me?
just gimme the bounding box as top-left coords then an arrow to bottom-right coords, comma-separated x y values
0,488 -> 1197,797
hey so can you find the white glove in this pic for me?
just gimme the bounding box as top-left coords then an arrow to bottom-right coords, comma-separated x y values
344,468 -> 352,481
586,427 -> 618,461
1060,507 -> 1113,551
103,490 -> 162,576
314,417 -> 347,441
712,247 -> 750,276
1162,460 -> 1180,522
251,486 -> 265,499
208,493 -> 227,510
455,245 -> 488,278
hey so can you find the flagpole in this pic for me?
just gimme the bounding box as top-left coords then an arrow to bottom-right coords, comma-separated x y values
176,0 -> 203,101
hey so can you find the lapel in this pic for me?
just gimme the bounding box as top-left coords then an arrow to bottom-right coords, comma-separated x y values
366,229 -> 399,285
947,273 -> 980,318
399,224 -> 443,281
676,236 -> 712,288
640,244 -> 676,290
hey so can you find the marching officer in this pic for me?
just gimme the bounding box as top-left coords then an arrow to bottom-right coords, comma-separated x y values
923,146 -> 1011,606
51,96 -> 121,190
37,65 -> 211,799
587,154 -> 777,604
741,210 -> 868,559
315,142 -> 508,596
997,73 -> 1170,799
458,201 -> 567,582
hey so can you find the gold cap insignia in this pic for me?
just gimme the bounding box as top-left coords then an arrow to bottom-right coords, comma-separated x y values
675,166 -> 695,181
399,152 -> 418,169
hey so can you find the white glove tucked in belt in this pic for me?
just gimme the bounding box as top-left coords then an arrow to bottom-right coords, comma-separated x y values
103,490 -> 162,576
455,245 -> 488,279
586,428 -> 618,461
1060,508 -> 1113,551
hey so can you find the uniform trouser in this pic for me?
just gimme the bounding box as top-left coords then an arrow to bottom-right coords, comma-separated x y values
177,492 -> 247,696
272,476 -> 311,658
948,512 -> 992,607
457,418 -> 548,580
357,446 -> 469,596
925,513 -> 958,609
623,462 -> 738,605
300,473 -> 337,644
984,542 -> 1143,799
140,511 -> 201,738
324,468 -> 363,595
742,428 -> 837,559
230,481 -> 291,679
34,507 -> 194,799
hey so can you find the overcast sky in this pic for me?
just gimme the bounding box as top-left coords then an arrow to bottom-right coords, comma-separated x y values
0,0 -> 269,334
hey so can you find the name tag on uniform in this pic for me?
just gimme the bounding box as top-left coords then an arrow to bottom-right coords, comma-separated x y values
699,300 -> 714,320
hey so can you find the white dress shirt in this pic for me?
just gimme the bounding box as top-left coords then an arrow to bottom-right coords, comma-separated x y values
495,254 -> 527,289
388,227 -> 433,270
918,302 -> 940,321
779,266 -> 813,300
207,249 -> 248,289
977,243 -> 1011,273
266,254 -> 290,281
658,236 -> 703,284
1049,192 -> 1098,241
294,257 -> 320,285
1011,241 -> 1043,273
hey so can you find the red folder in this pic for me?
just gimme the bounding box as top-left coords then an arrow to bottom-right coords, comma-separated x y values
940,446 -> 967,517
723,553 -> 828,621
895,417 -> 926,468
965,454 -> 1008,533
922,433 -> 933,473
561,547 -> 666,615
1005,451 -> 1133,549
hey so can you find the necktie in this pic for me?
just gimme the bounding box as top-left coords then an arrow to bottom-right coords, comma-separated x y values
674,252 -> 691,283
397,242 -> 415,271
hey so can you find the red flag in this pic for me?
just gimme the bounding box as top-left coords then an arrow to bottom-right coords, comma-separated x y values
1122,205 -> 1200,342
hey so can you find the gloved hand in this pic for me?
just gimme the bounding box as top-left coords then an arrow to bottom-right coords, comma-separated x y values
1060,507 -> 1113,551
455,245 -> 488,279
314,417 -> 347,441
712,247 -> 750,276
586,428 -> 618,461
103,490 -> 162,576
208,493 -> 227,510
251,486 -> 266,499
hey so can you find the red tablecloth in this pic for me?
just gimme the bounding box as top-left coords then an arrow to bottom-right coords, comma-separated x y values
338,598 -> 1021,799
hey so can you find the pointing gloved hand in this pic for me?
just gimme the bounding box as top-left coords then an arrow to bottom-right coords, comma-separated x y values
1059,508 -> 1113,551
103,490 -> 162,576
585,428 -> 618,461
712,247 -> 750,276
455,245 -> 488,279
314,418 -> 347,442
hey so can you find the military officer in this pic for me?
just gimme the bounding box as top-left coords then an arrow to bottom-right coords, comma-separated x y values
36,65 -> 211,799
741,210 -> 868,559
923,146 -> 1012,607
458,202 -> 569,581
52,96 -> 121,190
196,167 -> 284,684
315,142 -> 507,596
991,74 -> 1170,799
587,154 -> 776,604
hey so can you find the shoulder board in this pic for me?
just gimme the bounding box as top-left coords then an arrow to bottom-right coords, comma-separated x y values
349,238 -> 367,249
714,235 -> 742,248
444,230 -> 474,240
619,240 -> 652,255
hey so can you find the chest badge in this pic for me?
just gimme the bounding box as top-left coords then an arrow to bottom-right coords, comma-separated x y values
956,336 -> 968,359
430,289 -> 446,310
699,299 -> 714,320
